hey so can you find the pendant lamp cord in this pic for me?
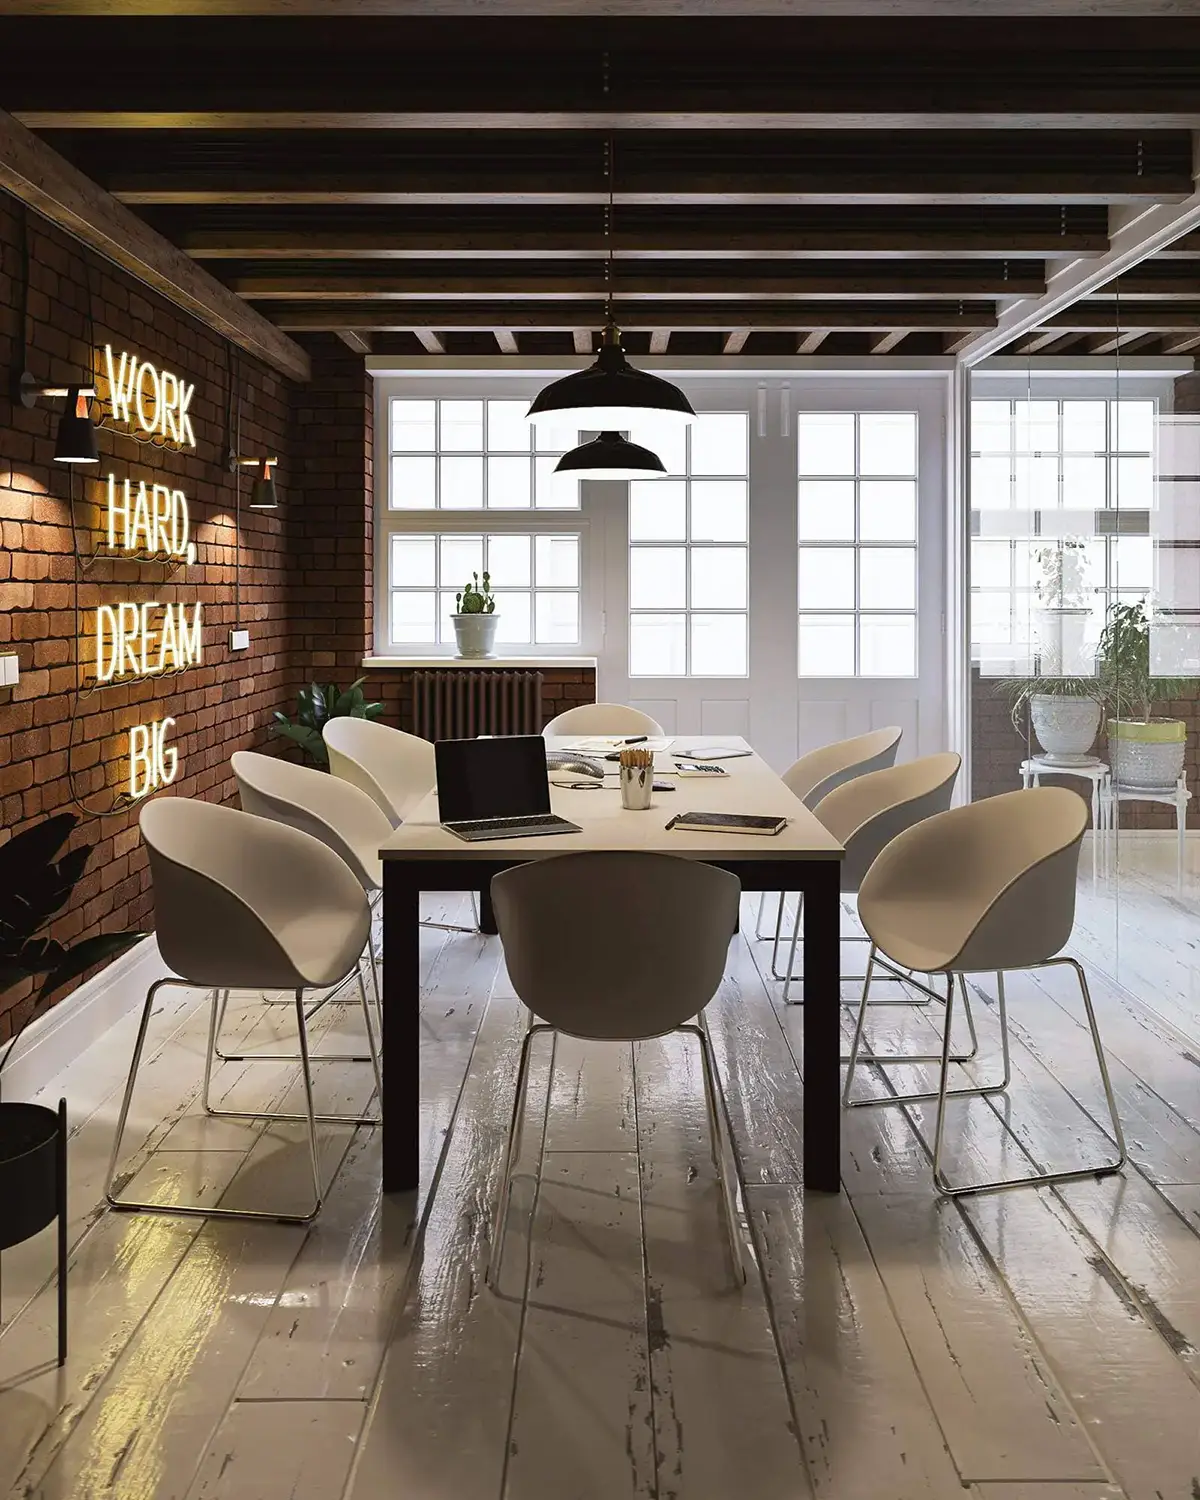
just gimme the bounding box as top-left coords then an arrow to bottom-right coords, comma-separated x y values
605,133 -> 615,331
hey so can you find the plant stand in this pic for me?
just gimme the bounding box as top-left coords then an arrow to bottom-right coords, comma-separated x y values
0,1098 -> 67,1366
1099,776 -> 1192,890
1020,756 -> 1110,882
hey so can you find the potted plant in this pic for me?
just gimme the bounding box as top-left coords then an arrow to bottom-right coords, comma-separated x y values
271,678 -> 384,767
1032,538 -> 1091,676
1095,599 -> 1188,789
451,571 -> 499,659
1000,672 -> 1104,764
0,812 -> 145,1367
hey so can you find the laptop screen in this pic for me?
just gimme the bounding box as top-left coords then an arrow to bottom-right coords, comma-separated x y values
435,735 -> 552,823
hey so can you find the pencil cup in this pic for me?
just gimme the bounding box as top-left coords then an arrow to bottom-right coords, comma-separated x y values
619,764 -> 653,811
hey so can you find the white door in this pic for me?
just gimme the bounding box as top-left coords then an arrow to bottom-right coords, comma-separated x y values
596,377 -> 947,772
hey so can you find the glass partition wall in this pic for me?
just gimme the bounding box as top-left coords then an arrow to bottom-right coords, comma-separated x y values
968,344 -> 1200,1038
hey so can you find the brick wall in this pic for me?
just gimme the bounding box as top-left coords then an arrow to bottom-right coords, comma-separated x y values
0,198 -> 295,1042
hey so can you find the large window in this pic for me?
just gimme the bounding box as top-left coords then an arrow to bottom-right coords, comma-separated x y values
970,396 -> 1155,675
796,411 -> 919,678
383,396 -> 584,652
626,413 -> 749,677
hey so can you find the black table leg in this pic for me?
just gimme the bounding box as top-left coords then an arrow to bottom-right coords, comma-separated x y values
478,882 -> 498,935
802,861 -> 842,1192
382,864 -> 421,1192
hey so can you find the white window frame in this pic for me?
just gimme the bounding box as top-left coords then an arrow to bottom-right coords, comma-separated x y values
373,379 -> 599,659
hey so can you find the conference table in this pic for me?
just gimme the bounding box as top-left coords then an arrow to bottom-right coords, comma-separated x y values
379,736 -> 846,1195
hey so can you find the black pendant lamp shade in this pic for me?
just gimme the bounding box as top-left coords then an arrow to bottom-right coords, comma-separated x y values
528,325 -> 695,434
555,430 -> 667,481
248,459 -> 278,510
53,387 -> 99,465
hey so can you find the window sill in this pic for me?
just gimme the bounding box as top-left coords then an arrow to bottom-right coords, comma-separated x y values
362,655 -> 597,670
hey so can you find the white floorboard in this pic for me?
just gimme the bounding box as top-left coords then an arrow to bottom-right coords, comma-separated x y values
5,871 -> 1200,1497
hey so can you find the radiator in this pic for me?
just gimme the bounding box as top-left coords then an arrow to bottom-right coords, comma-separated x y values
412,669 -> 544,740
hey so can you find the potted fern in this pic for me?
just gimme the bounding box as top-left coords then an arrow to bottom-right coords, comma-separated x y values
451,571 -> 499,659
1095,600 -> 1188,789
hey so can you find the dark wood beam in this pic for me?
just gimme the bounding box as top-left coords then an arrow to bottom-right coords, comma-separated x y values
335,329 -> 372,353
649,330 -> 670,353
493,329 -> 518,354
1047,302 -> 1200,330
869,330 -> 908,353
1082,329 -> 1144,354
722,329 -> 750,354
414,328 -> 445,353
228,263 -> 1045,300
797,331 -> 829,353
273,301 -> 996,332
0,108 -> 310,381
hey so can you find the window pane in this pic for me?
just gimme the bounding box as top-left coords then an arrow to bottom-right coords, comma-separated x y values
798,480 -> 855,541
438,590 -> 458,643
440,456 -> 484,509
971,400 -> 1012,455
972,592 -> 1014,638
1112,456 -> 1153,508
486,455 -> 532,509
440,535 -> 484,589
630,547 -> 687,608
493,591 -> 532,644
972,539 -> 1011,589
860,615 -> 916,677
691,481 -> 748,542
627,414 -> 687,476
487,399 -> 532,452
535,534 -> 580,587
691,413 -> 748,476
798,615 -> 855,677
1014,454 -> 1058,509
860,547 -> 916,610
535,456 -> 580,509
860,413 -> 917,476
799,546 -> 854,609
1062,401 -> 1106,452
971,456 -> 1011,509
1062,455 -> 1105,507
485,533 -> 531,587
692,613 -> 747,675
391,591 -> 436,643
798,413 -> 855,475
860,480 -> 916,542
535,418 -> 584,455
1014,400 -> 1059,453
631,480 -> 686,541
1112,535 -> 1154,591
691,547 -> 747,609
630,614 -> 686,676
390,455 -> 436,509
1113,400 -> 1154,453
391,534 -> 436,588
440,400 -> 483,451
391,399 -> 435,453
535,592 -> 580,644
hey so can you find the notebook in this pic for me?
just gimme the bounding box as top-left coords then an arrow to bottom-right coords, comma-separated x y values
664,810 -> 788,837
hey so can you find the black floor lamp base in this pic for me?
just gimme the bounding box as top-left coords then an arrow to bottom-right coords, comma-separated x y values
0,1097 -> 67,1366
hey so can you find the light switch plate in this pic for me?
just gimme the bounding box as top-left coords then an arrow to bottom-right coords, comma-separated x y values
0,653 -> 19,687
229,629 -> 250,652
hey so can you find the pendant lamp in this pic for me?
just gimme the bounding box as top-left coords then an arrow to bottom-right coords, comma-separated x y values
554,429 -> 667,480
247,458 -> 278,510
54,386 -> 99,465
528,138 -> 693,436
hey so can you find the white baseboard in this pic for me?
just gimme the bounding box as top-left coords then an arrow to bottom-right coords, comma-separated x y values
1,935 -> 169,1102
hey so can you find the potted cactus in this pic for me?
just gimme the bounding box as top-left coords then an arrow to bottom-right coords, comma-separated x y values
451,571 -> 500,658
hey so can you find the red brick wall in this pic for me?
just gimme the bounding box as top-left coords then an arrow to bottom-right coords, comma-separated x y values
0,199 -> 295,1042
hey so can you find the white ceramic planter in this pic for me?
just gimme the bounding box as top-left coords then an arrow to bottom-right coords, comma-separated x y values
451,612 -> 500,659
1108,718 -> 1186,789
1033,607 -> 1092,676
1029,694 -> 1101,762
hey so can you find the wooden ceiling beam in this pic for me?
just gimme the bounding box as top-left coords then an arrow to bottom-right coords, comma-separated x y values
273,301 -> 995,332
1011,328 -> 1066,354
335,329 -> 372,353
229,264 -> 1045,299
1162,332 -> 1200,353
493,329 -> 518,353
797,331 -> 829,353
649,330 -> 670,353
413,327 -> 445,353
869,330 -> 908,353
1082,329 -> 1144,354
0,107 -> 310,382
1046,302 -> 1200,330
723,329 -> 751,354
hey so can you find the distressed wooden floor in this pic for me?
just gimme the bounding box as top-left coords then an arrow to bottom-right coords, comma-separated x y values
5,849 -> 1200,1499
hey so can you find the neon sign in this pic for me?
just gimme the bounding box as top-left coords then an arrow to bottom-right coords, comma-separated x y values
129,717 -> 178,799
102,345 -> 196,448
95,602 -> 202,684
104,473 -> 193,561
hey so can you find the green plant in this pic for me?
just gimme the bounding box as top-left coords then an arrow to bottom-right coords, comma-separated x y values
455,571 -> 496,615
270,677 -> 383,767
1094,599 -> 1187,724
0,813 -> 144,1004
1033,538 -> 1090,609
996,672 -> 1101,736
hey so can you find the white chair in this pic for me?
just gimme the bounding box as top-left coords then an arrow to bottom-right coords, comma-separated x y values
542,702 -> 664,737
323,718 -> 475,932
231,749 -> 391,1063
755,725 -> 903,953
776,751 -> 963,1010
843,786 -> 1128,1196
106,798 -> 380,1224
488,851 -> 744,1287
323,717 -> 435,825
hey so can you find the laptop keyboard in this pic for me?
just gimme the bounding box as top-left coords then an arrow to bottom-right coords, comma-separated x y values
449,813 -> 568,835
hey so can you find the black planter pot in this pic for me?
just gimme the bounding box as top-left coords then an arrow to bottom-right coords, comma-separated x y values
0,1098 -> 66,1365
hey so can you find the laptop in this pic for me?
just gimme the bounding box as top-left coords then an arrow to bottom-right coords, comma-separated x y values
435,735 -> 582,842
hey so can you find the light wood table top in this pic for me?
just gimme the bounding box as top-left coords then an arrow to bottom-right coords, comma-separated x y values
379,736 -> 843,864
